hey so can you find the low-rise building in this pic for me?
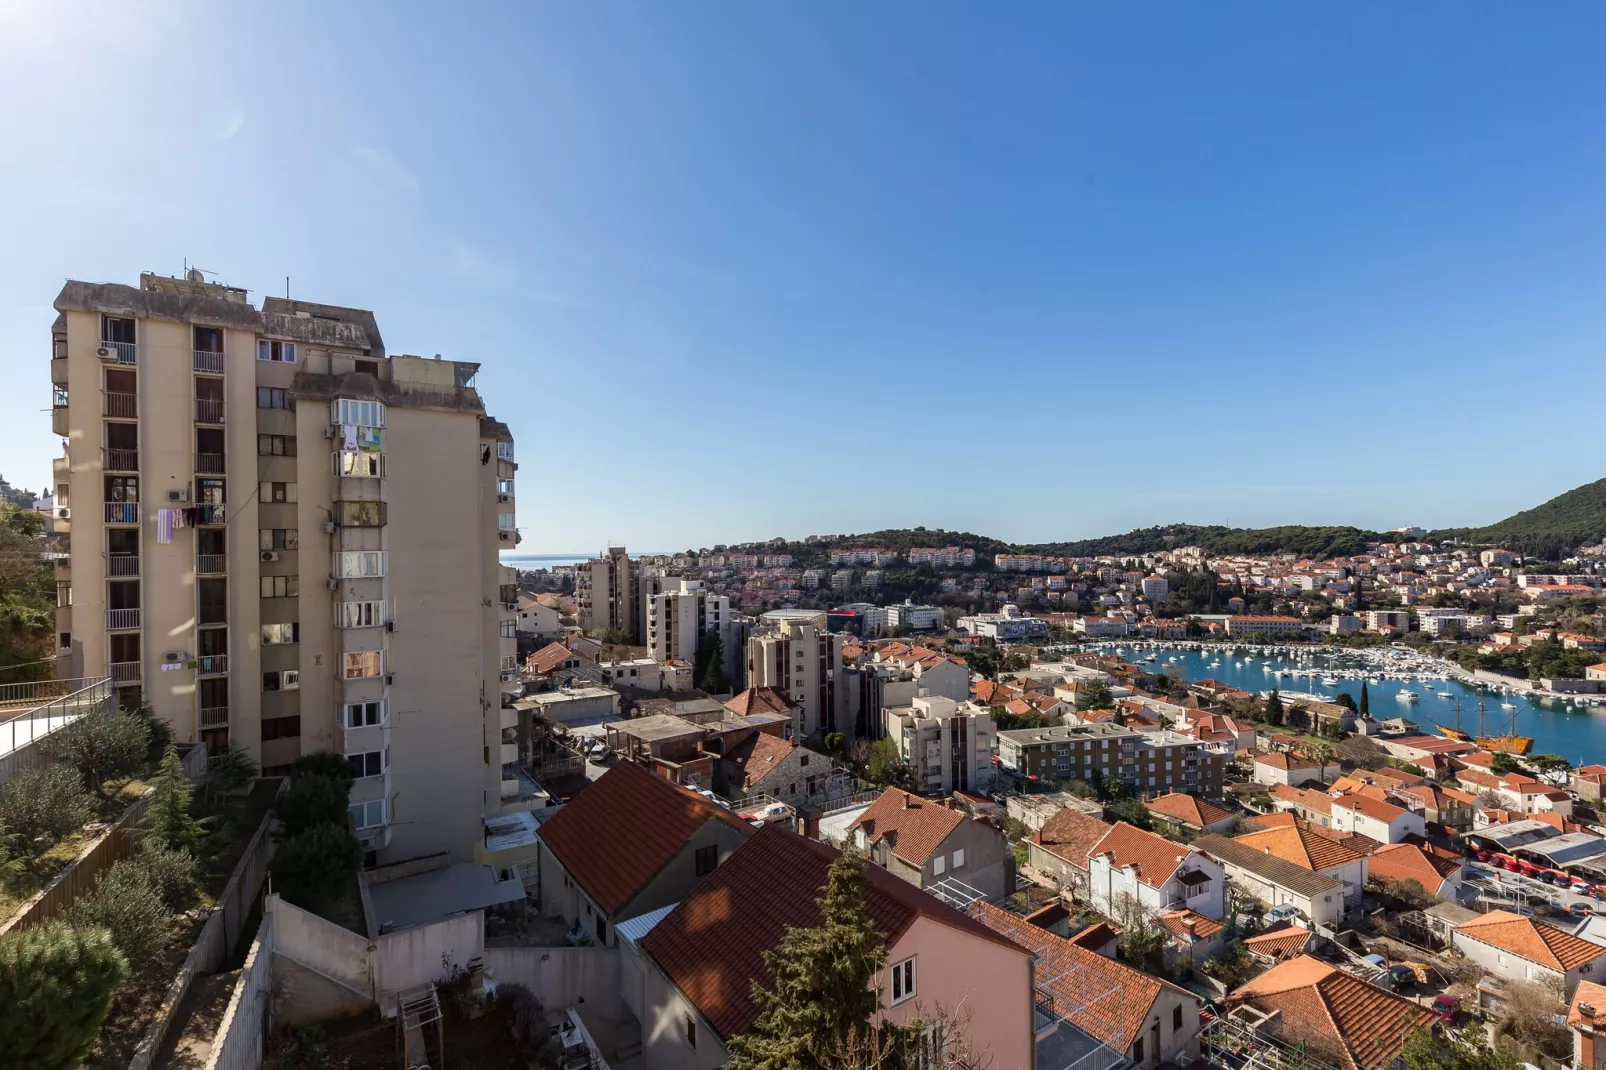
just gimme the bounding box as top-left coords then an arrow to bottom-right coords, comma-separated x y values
1330,793 -> 1426,844
1567,980 -> 1606,1070
1368,841 -> 1463,899
1224,615 -> 1306,638
885,602 -> 944,632
1232,823 -> 1370,905
517,685 -> 621,726
1006,791 -> 1106,832
848,788 -> 1015,901
1086,822 -> 1226,921
1024,809 -> 1113,894
1194,834 -> 1348,929
1452,909 -> 1606,995
1144,792 -> 1236,835
1251,752 -> 1339,787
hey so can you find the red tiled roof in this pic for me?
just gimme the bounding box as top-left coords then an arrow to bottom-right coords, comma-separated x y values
848,789 -> 965,866
536,762 -> 750,914
1145,792 -> 1232,829
640,826 -> 1024,1041
1229,956 -> 1435,1070
1032,809 -> 1114,864
1368,842 -> 1461,895
1242,811 -> 1298,831
1333,792 -> 1410,823
1241,923 -> 1313,961
721,731 -> 797,791
1234,825 -> 1366,873
530,640 -> 582,674
1156,909 -> 1224,940
1087,822 -> 1194,889
1455,910 -> 1606,970
723,686 -> 794,717
1255,752 -> 1314,771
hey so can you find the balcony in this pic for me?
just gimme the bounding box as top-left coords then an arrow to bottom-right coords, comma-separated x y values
104,502 -> 139,524
197,554 -> 226,576
196,655 -> 228,676
194,398 -> 225,424
106,608 -> 141,630
104,391 -> 137,418
103,448 -> 139,472
100,340 -> 136,364
194,504 -> 225,526
193,349 -> 224,373
195,452 -> 226,474
198,706 -> 229,728
110,661 -> 141,684
106,554 -> 140,577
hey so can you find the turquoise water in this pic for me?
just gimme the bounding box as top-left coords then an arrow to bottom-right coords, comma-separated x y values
1116,644 -> 1605,765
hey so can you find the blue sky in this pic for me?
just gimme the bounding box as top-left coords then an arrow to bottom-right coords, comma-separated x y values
2,2 -> 1603,553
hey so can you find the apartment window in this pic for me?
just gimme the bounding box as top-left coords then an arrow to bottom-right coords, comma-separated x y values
933,855 -> 945,875
260,528 -> 299,551
257,340 -> 297,363
347,750 -> 385,779
1173,1005 -> 1183,1031
890,957 -> 916,1005
498,512 -> 516,531
262,623 -> 300,645
195,478 -> 226,506
335,551 -> 387,578
257,434 -> 297,456
496,442 -> 514,461
685,1015 -> 696,1050
259,481 -> 297,504
500,620 -> 516,639
337,500 -> 387,527
343,651 -> 384,679
336,450 -> 383,477
105,475 -> 139,502
497,478 -> 514,495
260,576 -> 299,598
349,799 -> 386,829
257,387 -> 289,409
335,601 -> 387,628
262,716 -> 301,741
333,398 -> 386,427
952,848 -> 965,868
695,845 -> 718,877
344,700 -> 387,728
262,670 -> 299,692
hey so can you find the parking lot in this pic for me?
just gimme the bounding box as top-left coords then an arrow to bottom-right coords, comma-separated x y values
1462,860 -> 1606,919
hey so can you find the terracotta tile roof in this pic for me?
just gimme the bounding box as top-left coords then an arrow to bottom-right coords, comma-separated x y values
1270,783 -> 1336,817
1234,825 -> 1365,873
1242,923 -> 1313,961
1328,778 -> 1390,801
1333,793 -> 1410,824
1194,835 -> 1344,899
1087,822 -> 1194,889
1229,955 -> 1436,1070
1242,811 -> 1299,831
1145,792 -> 1233,829
1568,980 -> 1606,1027
530,640 -> 583,674
640,826 -> 1024,1041
723,686 -> 794,717
721,731 -> 797,791
1368,767 -> 1425,787
536,762 -> 750,914
1454,910 -> 1606,971
1368,842 -> 1461,896
848,789 -> 964,866
1156,909 -> 1225,940
971,901 -> 1192,1052
1032,809 -> 1114,864
1255,752 -> 1315,771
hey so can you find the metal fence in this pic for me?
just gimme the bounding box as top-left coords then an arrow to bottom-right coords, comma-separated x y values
0,677 -> 114,783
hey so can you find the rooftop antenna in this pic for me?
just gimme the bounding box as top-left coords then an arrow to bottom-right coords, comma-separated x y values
286,276 -> 291,300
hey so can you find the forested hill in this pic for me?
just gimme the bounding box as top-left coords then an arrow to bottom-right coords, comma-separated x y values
1434,477 -> 1606,560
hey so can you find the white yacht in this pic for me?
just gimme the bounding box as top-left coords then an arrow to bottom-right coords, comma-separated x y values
1396,690 -> 1419,703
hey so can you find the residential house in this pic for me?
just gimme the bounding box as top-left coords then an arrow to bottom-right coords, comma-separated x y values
1144,792 -> 1237,835
1233,824 -> 1370,905
1252,752 -> 1339,788
634,826 -> 1035,1070
849,788 -> 1015,901
1451,909 -> 1606,995
1024,809 -> 1113,895
1394,783 -> 1476,831
1006,791 -> 1106,833
716,731 -> 825,808
1330,793 -> 1426,844
1193,834 -> 1347,929
1268,784 -> 1337,828
1567,980 -> 1606,1070
1227,956 -> 1436,1070
1241,923 -> 1316,965
1155,909 -> 1227,970
1368,841 -> 1462,899
536,762 -> 753,946
1085,822 -> 1226,922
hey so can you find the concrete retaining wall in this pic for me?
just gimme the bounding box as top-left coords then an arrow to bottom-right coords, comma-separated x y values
204,912 -> 276,1070
484,946 -> 622,1019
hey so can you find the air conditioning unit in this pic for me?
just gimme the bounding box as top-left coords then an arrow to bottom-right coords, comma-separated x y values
95,346 -> 114,360
497,494 -> 510,503
167,489 -> 189,503
385,620 -> 396,633
326,578 -> 340,591
358,831 -> 380,850
323,424 -> 339,439
261,551 -> 280,563
55,507 -> 70,520
322,521 -> 338,534
498,531 -> 512,542
162,650 -> 187,664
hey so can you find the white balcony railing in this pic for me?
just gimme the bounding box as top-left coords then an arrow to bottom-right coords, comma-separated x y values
196,654 -> 228,676
101,340 -> 136,364
104,502 -> 139,524
194,398 -> 225,423
103,391 -> 137,418
103,448 -> 139,471
195,452 -> 226,474
106,554 -> 140,577
198,705 -> 229,728
110,660 -> 141,684
197,554 -> 226,576
106,608 -> 141,630
193,349 -> 224,373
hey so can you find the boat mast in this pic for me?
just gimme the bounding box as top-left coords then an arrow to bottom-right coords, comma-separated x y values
1477,696 -> 1487,739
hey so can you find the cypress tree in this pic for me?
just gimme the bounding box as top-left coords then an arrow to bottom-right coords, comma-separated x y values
1360,682 -> 1370,716
1265,689 -> 1284,726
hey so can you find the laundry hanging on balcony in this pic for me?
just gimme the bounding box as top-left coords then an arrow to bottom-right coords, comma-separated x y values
156,508 -> 174,544
357,426 -> 382,451
342,424 -> 358,450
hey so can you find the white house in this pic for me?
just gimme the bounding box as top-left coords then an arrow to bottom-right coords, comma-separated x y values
1086,822 -> 1225,922
1452,910 -> 1606,995
516,596 -> 563,639
1252,752 -> 1340,787
1194,834 -> 1348,930
1329,793 -> 1426,844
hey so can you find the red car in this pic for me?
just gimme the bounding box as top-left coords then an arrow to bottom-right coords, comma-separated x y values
1475,850 -> 1491,862
1432,995 -> 1457,1022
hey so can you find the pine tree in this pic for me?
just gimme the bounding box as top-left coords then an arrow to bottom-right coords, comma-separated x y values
1265,689 -> 1284,726
726,852 -> 914,1070
143,742 -> 204,852
1360,682 -> 1370,716
0,922 -> 129,1070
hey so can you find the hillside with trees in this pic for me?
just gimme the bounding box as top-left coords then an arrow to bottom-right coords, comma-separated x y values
1435,477 -> 1606,560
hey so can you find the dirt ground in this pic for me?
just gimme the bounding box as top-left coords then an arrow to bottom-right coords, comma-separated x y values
263,1004 -> 528,1070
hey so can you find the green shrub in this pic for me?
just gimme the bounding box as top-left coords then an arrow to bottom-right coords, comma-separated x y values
291,752 -> 355,791
127,701 -> 175,765
39,705 -> 149,794
0,922 -> 128,1070
64,858 -> 172,969
133,840 -> 199,913
273,823 -> 361,911
275,774 -> 350,836
205,743 -> 258,802
0,762 -> 94,849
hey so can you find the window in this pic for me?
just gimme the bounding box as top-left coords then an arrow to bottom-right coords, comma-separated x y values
259,528 -> 299,551
257,434 -> 297,456
337,500 -> 387,527
952,848 -> 964,868
106,475 -> 139,502
256,387 -> 289,409
890,957 -> 916,1005
261,622 -> 300,645
262,670 -> 299,692
498,513 -> 516,531
500,620 -> 516,638
257,340 -> 297,363
349,799 -> 386,829
496,442 -> 514,461
685,1015 -> 696,1050
195,478 -> 226,506
347,750 -> 385,779
1133,1038 -> 1144,1064
335,601 -> 387,628
336,450 -> 383,477
497,478 -> 514,495
260,576 -> 299,598
260,481 -> 297,504
1173,1005 -> 1183,1031
335,551 -> 387,578
344,700 -> 387,728
354,359 -> 378,376
333,398 -> 386,427
596,919 -> 606,943
343,651 -> 384,679
695,845 -> 718,877
262,716 -> 301,741
933,855 -> 945,875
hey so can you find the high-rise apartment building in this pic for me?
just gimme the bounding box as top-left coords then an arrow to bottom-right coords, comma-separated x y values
47,271 -> 518,863
745,609 -> 845,739
644,577 -> 739,675
884,694 -> 995,795
577,546 -> 654,642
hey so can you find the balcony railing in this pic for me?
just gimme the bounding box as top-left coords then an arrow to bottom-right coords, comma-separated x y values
103,448 -> 139,471
101,340 -> 136,364
196,654 -> 228,676
198,705 -> 229,728
197,554 -> 226,576
193,349 -> 224,373
104,502 -> 139,524
104,391 -> 137,418
194,398 -> 225,423
107,554 -> 140,577
194,504 -> 225,525
106,608 -> 141,630
195,452 -> 226,474
110,660 -> 141,684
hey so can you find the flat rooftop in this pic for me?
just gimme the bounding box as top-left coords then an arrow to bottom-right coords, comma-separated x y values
606,713 -> 705,743
369,862 -> 526,933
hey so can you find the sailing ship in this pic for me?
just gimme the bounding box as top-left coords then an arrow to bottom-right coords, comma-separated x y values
1473,696 -> 1535,756
1434,696 -> 1472,742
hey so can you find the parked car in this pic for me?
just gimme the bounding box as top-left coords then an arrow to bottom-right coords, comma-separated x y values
1387,964 -> 1417,989
1432,995 -> 1458,1022
1570,902 -> 1592,918
1265,904 -> 1303,925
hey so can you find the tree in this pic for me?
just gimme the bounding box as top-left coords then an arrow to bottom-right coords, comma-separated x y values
1113,894 -> 1165,971
291,751 -> 356,791
204,743 -> 259,803
64,858 -> 172,969
866,738 -> 912,789
1306,742 -> 1337,785
1096,773 -> 1128,802
1264,690 -> 1284,726
39,705 -> 149,795
0,922 -> 129,1070
1334,692 -> 1357,713
0,503 -> 55,680
1107,798 -> 1153,830
1076,683 -> 1114,712
143,743 -> 205,852
275,774 -> 351,836
273,823 -> 362,912
822,732 -> 846,758
695,628 -> 729,693
133,840 -> 199,912
1359,682 -> 1370,716
726,852 -> 917,1070
0,762 -> 94,849
1401,1025 -> 1521,1070
1387,877 -> 1435,909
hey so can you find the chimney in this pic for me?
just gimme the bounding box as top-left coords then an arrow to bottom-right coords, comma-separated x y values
902,792 -> 912,809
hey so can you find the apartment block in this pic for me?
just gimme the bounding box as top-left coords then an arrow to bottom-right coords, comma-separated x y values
644,577 -> 737,679
48,271 -> 516,863
745,609 -> 845,738
996,723 -> 1224,796
883,694 -> 995,794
